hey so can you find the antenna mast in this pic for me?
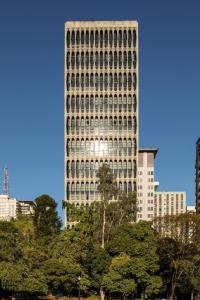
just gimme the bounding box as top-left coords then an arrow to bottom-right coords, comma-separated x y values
4,167 -> 9,195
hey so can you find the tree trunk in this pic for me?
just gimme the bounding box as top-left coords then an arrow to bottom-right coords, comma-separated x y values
170,270 -> 177,300
100,202 -> 106,300
100,286 -> 105,300
191,290 -> 194,300
101,202 -> 106,249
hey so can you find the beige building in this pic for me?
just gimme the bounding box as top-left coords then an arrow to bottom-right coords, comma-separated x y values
64,21 -> 139,226
137,149 -> 187,221
196,138 -> 200,214
154,192 -> 186,218
17,200 -> 34,215
0,194 -> 17,221
0,195 -> 33,221
137,148 -> 159,221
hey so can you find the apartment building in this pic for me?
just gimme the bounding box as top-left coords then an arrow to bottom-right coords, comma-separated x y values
17,200 -> 34,215
137,148 -> 159,221
0,194 -> 17,221
64,21 -> 138,226
154,192 -> 186,218
0,195 -> 33,221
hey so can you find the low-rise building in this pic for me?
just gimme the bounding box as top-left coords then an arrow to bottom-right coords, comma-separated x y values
154,192 -> 186,218
0,194 -> 17,221
17,200 -> 34,215
0,195 -> 33,221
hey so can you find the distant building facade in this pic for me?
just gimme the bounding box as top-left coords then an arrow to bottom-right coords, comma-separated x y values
0,195 -> 33,221
154,192 -> 186,218
64,21 -> 139,226
0,194 -> 17,221
137,148 -> 159,221
137,148 -> 187,221
17,200 -> 34,215
196,138 -> 200,214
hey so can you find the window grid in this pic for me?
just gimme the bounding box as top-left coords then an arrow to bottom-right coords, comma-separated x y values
65,23 -> 138,205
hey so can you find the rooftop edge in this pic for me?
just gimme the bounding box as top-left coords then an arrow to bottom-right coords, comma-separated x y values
65,20 -> 138,28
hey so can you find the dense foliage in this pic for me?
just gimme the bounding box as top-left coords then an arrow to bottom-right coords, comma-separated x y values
1,171 -> 200,299
2,210 -> 200,299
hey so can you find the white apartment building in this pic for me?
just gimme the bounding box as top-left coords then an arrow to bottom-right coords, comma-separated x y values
137,148 -> 159,221
0,195 -> 33,221
0,194 -> 17,221
137,149 -> 187,221
154,192 -> 186,218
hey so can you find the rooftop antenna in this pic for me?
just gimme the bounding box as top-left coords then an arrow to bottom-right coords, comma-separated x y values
3,167 -> 9,195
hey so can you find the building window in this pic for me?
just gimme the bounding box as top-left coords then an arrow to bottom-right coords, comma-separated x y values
95,30 -> 98,47
118,30 -> 122,47
100,30 -> 103,48
66,31 -> 70,48
85,52 -> 89,69
133,29 -> 137,47
114,30 -> 117,47
109,51 -> 113,68
104,30 -> 108,47
81,31 -> 84,46
76,31 -> 80,45
109,30 -> 113,47
90,31 -> 94,47
76,52 -> 80,69
86,30 -> 89,46
128,29 -> 132,47
71,31 -> 75,46
100,51 -> 103,69
123,30 -> 127,47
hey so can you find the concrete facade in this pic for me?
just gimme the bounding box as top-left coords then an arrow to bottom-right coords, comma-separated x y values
64,21 -> 138,226
137,148 -> 159,221
0,194 -> 17,221
154,192 -> 186,218
196,138 -> 200,214
17,200 -> 34,215
0,195 -> 33,221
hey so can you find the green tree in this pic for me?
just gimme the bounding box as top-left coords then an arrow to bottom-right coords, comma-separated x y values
44,228 -> 91,296
96,164 -> 119,300
103,254 -> 137,299
156,213 -> 200,300
105,191 -> 137,239
96,164 -> 119,249
107,222 -> 162,298
33,194 -> 62,237
0,261 -> 48,294
0,218 -> 49,295
74,203 -> 97,237
84,244 -> 111,293
0,221 -> 20,262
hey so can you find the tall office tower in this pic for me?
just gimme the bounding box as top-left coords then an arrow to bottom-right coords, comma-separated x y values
196,138 -> 200,214
137,148 -> 159,221
64,21 -> 138,226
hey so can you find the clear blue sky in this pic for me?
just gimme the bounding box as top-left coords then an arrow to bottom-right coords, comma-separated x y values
0,0 -> 200,220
